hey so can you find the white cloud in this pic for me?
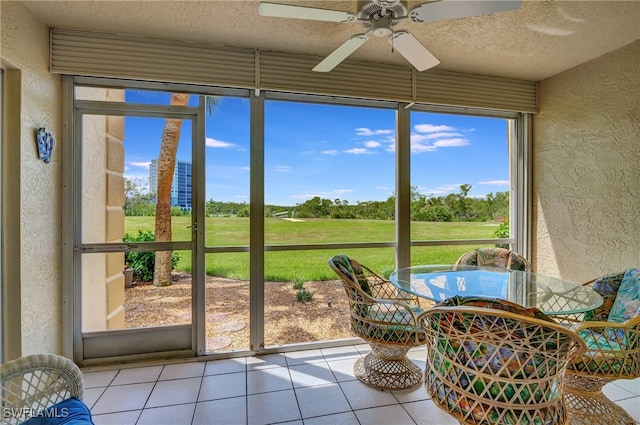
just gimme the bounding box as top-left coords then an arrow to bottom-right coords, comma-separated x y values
344,148 -> 374,155
206,137 -> 234,148
356,127 -> 394,136
411,143 -> 437,153
478,180 -> 510,186
439,184 -> 465,191
410,126 -> 469,153
128,161 -> 151,168
414,124 -> 455,133
418,184 -> 465,196
321,149 -> 338,155
423,131 -> 463,140
433,138 -> 469,147
275,165 -> 292,173
363,140 -> 381,148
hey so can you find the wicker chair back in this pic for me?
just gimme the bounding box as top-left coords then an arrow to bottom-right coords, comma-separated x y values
419,304 -> 585,425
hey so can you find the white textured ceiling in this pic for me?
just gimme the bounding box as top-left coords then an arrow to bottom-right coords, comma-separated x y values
19,0 -> 640,81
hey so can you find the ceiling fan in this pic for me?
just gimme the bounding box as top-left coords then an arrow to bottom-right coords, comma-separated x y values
258,0 -> 522,72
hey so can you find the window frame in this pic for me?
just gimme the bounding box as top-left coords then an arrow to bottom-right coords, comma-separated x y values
62,76 -> 530,362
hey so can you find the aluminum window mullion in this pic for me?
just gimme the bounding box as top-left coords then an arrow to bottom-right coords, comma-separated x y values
263,242 -> 397,251
396,104 -> 411,270
264,91 -> 398,110
193,98 -> 206,356
411,239 -> 511,247
514,113 -> 532,259
70,80 -> 84,363
78,242 -> 193,253
75,101 -> 199,118
74,77 -> 250,98
249,90 -> 265,351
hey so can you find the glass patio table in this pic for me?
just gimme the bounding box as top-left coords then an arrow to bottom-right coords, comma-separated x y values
389,265 -> 603,315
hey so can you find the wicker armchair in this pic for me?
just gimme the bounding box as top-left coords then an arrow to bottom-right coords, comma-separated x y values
558,270 -> 640,425
1,353 -> 93,425
418,297 -> 586,425
454,247 -> 532,272
328,254 -> 426,390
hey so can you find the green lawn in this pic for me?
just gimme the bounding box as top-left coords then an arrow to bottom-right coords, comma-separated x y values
125,217 -> 500,281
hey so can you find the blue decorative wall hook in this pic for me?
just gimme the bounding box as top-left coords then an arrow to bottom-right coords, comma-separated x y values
36,127 -> 55,164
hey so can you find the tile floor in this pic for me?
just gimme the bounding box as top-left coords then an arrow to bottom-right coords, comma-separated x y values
82,344 -> 640,425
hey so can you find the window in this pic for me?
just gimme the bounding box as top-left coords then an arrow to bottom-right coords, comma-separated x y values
65,77 -> 527,361
409,110 -> 518,265
263,99 -> 396,346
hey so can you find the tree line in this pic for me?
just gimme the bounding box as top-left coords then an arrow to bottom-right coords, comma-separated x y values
126,178 -> 508,223
290,184 -> 508,222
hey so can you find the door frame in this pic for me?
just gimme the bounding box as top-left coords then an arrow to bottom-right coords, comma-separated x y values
62,78 -> 205,365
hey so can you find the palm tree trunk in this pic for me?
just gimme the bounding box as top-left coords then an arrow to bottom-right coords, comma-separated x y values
153,93 -> 189,287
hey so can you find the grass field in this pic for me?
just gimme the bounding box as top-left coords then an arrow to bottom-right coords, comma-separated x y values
125,217 -> 500,281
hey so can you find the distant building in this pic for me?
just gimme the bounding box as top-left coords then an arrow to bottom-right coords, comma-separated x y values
149,159 -> 192,209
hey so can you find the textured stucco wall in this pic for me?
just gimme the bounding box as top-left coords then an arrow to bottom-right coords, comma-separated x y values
532,40 -> 640,282
1,2 -> 63,355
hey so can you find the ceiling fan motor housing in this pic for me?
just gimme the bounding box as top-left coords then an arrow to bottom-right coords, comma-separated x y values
357,0 -> 408,36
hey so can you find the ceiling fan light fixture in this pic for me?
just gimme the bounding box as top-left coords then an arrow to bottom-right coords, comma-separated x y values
371,15 -> 393,37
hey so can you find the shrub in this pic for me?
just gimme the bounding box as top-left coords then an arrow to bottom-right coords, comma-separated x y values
123,230 -> 180,281
291,276 -> 305,290
414,205 -> 453,222
493,219 -> 510,248
296,287 -> 315,303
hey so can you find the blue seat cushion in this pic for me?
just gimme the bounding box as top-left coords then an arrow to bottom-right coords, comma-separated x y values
608,268 -> 640,323
21,397 -> 94,425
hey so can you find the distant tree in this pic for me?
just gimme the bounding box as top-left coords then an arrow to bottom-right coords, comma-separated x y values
488,191 -> 510,220
124,177 -> 154,216
456,184 -> 472,220
410,186 -> 427,220
296,196 -> 332,218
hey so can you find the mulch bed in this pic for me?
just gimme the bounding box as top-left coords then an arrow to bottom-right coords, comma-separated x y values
124,273 -> 353,351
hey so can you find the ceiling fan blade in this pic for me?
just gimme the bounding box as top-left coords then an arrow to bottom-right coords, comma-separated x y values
389,31 -> 440,72
258,2 -> 357,23
409,0 -> 522,23
313,33 -> 370,72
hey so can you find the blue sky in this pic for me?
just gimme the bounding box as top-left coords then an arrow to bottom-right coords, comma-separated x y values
123,91 -> 509,206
